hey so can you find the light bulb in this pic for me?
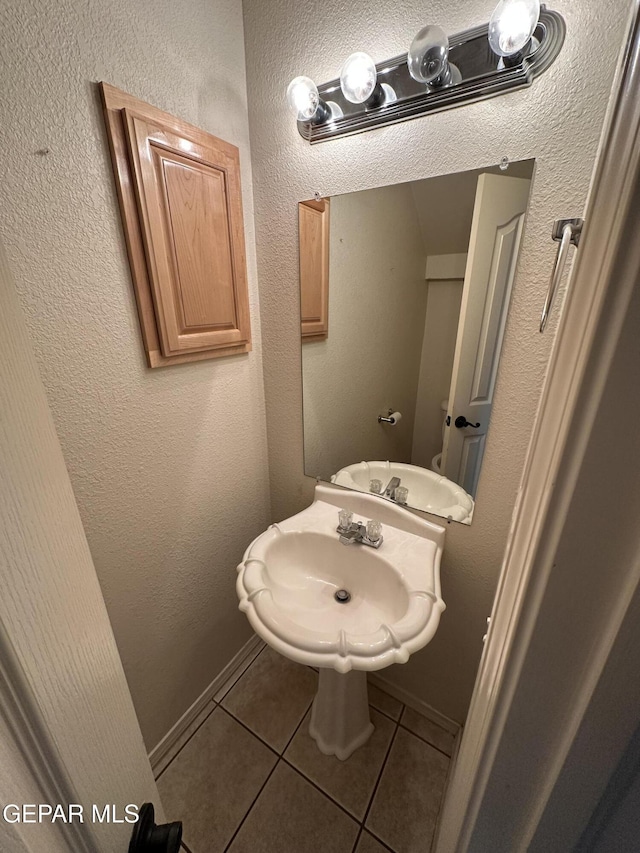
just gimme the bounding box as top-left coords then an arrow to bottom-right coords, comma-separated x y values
286,76 -> 320,121
340,52 -> 378,104
488,0 -> 540,57
408,25 -> 461,88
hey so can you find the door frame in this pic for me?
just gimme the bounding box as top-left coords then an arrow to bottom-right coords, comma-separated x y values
436,0 -> 640,848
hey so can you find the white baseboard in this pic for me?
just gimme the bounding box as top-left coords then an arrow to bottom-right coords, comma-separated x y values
149,634 -> 265,776
368,672 -> 461,735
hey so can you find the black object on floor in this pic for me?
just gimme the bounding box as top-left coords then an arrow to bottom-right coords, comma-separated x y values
128,802 -> 182,853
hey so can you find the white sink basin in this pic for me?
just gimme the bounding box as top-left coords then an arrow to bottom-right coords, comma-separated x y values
331,460 -> 474,523
236,483 -> 446,673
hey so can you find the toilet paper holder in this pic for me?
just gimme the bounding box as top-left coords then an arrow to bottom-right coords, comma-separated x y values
378,409 -> 402,425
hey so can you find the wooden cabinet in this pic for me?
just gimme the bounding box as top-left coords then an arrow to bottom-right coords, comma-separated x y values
101,83 -> 251,367
299,198 -> 329,340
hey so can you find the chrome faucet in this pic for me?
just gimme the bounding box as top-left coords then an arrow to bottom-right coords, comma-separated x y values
383,476 -> 401,500
336,512 -> 383,549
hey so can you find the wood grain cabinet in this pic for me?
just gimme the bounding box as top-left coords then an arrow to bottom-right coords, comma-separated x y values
299,198 -> 329,341
101,83 -> 251,367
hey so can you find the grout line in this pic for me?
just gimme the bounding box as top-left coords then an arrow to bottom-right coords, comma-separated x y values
369,702 -> 405,725
222,702 -> 313,853
281,697 -> 315,755
222,759 -> 280,853
364,828 -> 398,852
218,705 -> 280,758
215,642 -> 267,704
396,721 -> 453,759
155,701 -> 217,781
352,827 -> 364,852
354,718 -> 400,851
281,757 -> 361,826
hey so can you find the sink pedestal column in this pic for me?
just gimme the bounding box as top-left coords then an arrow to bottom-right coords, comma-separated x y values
309,668 -> 374,761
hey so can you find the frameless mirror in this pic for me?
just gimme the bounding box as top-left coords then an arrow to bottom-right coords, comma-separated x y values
300,160 -> 534,524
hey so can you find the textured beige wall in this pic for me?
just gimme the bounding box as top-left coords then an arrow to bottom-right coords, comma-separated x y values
0,0 -> 270,748
243,0 -> 630,722
302,183 -> 426,479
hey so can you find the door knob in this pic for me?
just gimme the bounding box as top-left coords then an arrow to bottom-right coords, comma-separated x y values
454,415 -> 481,429
128,803 -> 182,853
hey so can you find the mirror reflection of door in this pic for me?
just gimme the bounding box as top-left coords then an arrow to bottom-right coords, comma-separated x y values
442,174 -> 531,495
299,161 -> 534,524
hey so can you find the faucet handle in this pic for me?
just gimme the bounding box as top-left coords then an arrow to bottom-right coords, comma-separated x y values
395,485 -> 409,505
338,509 -> 353,531
366,519 -> 383,544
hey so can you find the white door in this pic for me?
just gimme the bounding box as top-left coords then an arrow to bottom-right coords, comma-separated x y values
0,240 -> 161,853
442,173 -> 531,495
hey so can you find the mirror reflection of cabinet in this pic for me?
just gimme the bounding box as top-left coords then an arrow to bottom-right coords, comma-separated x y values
299,162 -> 535,524
299,198 -> 329,341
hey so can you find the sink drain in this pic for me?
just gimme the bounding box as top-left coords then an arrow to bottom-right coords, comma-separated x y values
334,589 -> 351,604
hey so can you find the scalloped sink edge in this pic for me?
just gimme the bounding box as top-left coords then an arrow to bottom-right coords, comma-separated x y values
236,484 -> 446,673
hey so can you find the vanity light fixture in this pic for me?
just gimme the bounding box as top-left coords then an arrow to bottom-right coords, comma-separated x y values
488,0 -> 541,61
407,25 -> 461,88
286,76 -> 331,124
288,3 -> 564,143
340,52 -> 381,105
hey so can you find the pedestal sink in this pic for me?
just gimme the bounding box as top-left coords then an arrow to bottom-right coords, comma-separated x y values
236,483 -> 445,759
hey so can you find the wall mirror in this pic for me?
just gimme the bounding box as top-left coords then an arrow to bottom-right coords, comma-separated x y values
300,159 -> 535,524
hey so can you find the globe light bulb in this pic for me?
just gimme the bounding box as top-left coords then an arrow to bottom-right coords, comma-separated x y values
286,76 -> 320,121
488,0 -> 540,57
407,25 -> 461,88
340,52 -> 378,104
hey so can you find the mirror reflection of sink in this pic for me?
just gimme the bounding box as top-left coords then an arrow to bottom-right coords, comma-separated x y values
331,461 -> 474,523
236,483 -> 445,759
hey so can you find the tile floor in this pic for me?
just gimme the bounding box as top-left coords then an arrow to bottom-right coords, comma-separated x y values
157,646 -> 454,853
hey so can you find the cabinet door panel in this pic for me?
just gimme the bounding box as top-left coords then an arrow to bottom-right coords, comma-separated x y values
162,157 -> 236,330
100,83 -> 251,367
124,112 -> 250,356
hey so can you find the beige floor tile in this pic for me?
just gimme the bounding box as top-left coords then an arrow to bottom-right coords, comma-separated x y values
222,646 -> 317,752
400,707 -> 456,757
157,706 -> 276,851
285,708 -> 395,820
153,701 -> 216,779
368,682 -> 404,721
366,728 -> 449,853
356,831 -> 394,853
213,640 -> 266,702
228,761 -> 359,853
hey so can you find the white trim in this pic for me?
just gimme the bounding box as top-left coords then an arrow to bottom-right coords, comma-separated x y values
368,672 -> 460,736
213,635 -> 266,703
436,3 -> 640,850
433,727 -> 464,847
0,622 -> 93,852
148,634 -> 264,774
